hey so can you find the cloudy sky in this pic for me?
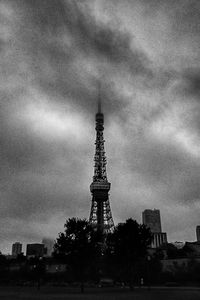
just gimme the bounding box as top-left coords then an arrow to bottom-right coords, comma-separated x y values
1,0 -> 200,253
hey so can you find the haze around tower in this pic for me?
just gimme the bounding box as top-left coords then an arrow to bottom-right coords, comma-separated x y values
1,0 -> 200,253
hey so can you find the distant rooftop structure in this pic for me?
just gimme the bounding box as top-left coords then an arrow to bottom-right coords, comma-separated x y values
171,241 -> 185,249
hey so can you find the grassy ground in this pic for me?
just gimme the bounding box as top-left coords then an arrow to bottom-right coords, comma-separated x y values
0,286 -> 200,300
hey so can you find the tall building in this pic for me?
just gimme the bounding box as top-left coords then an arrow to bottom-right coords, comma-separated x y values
142,209 -> 167,248
89,95 -> 114,234
142,209 -> 162,233
12,242 -> 22,257
196,226 -> 200,241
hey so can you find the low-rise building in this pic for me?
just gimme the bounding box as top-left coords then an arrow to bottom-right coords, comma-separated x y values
26,243 -> 45,258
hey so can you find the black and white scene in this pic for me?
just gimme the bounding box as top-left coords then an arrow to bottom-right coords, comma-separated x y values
1,0 -> 200,299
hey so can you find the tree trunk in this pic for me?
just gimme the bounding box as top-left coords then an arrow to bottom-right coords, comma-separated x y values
129,265 -> 134,290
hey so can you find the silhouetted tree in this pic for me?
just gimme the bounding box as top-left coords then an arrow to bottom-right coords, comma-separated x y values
27,256 -> 46,289
106,219 -> 152,288
54,218 -> 100,292
0,253 -> 9,283
16,253 -> 26,262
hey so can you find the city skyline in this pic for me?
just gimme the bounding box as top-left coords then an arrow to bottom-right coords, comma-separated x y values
1,0 -> 200,253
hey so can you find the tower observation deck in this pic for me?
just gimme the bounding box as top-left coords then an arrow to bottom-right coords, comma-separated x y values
89,96 -> 114,234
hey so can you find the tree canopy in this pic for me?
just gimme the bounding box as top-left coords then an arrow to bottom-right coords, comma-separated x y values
54,218 -> 101,290
106,218 -> 152,287
54,217 -> 152,289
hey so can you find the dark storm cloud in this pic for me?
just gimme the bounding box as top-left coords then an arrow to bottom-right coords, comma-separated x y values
0,119 -> 48,171
140,0 -> 200,45
0,132 -> 91,227
172,1 -> 200,37
11,0 -> 153,116
178,69 -> 200,98
93,26 -> 151,75
126,138 -> 200,204
1,172 -> 88,221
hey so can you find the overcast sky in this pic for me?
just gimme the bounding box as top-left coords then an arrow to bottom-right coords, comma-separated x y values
1,0 -> 200,253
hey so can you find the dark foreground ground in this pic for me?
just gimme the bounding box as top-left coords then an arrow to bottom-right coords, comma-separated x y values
0,286 -> 200,300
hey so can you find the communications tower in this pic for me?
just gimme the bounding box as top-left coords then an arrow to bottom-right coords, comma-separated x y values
89,95 -> 114,234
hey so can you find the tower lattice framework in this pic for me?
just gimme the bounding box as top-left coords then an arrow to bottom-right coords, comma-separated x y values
89,98 -> 114,234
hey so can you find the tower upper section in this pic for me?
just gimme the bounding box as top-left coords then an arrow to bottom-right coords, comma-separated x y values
90,97 -> 110,192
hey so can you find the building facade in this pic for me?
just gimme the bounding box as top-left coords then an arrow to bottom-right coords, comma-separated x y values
12,242 -> 22,257
142,209 -> 167,248
151,232 -> 167,248
142,209 -> 162,233
26,243 -> 45,258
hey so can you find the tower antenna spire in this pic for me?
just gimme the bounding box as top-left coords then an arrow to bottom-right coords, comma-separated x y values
98,80 -> 102,113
